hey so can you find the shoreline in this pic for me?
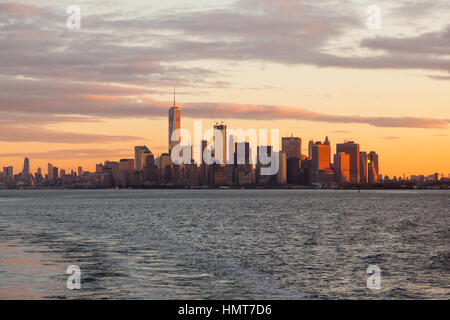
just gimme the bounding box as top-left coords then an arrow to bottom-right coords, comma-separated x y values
1,185 -> 449,191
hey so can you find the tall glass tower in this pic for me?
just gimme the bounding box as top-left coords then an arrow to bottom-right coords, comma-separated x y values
168,90 -> 181,155
22,157 -> 29,177
213,122 -> 227,165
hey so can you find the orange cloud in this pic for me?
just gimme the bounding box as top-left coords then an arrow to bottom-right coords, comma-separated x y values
181,102 -> 450,129
0,3 -> 40,16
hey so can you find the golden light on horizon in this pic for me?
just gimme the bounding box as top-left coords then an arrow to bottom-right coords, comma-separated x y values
0,1 -> 449,180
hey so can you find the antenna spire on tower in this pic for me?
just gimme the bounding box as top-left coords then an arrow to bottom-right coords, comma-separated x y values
173,87 -> 176,108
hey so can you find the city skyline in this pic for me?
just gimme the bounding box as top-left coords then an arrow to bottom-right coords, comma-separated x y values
1,0 -> 450,304
0,1 -> 449,177
1,103 -> 449,187
1,105 -> 448,179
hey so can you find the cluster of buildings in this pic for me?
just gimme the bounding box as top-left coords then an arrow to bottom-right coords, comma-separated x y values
1,103 -> 448,190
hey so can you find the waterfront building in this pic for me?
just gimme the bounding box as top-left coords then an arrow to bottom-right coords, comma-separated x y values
168,93 -> 181,155
369,151 -> 379,179
22,157 -> 29,177
213,122 -> 227,165
277,152 -> 287,184
334,152 -> 350,185
308,140 -> 314,159
134,146 -> 150,171
336,141 -> 360,183
360,152 -> 368,184
282,136 -> 301,159
48,163 -> 54,181
312,141 -> 331,182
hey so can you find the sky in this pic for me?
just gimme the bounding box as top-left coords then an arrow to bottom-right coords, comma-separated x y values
0,0 -> 449,177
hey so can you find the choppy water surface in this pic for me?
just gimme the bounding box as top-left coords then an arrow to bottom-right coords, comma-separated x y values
0,189 -> 448,299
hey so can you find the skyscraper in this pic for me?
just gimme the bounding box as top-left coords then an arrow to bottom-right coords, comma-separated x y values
228,134 -> 234,165
234,142 -> 251,165
200,140 -> 208,184
282,136 -> 301,159
168,91 -> 181,155
142,150 -> 155,168
48,163 -> 54,181
334,152 -> 350,185
104,161 -> 119,182
143,151 -> 157,183
96,163 -> 104,174
308,140 -> 314,159
181,144 -> 193,163
286,158 -> 301,184
134,145 -> 150,171
233,141 -> 252,185
368,161 -> 378,184
324,136 -> 331,162
3,166 -> 13,181
312,141 -> 331,182
369,151 -> 379,177
256,145 -> 275,184
368,151 -> 379,183
52,166 -> 59,181
158,153 -> 172,182
201,140 -> 208,165
277,152 -> 287,184
213,122 -> 227,165
77,166 -> 83,177
360,152 -> 368,183
22,157 -> 29,177
336,141 -> 360,183
118,159 -> 134,187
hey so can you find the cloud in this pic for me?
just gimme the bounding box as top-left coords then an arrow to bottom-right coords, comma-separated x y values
1,77 -> 448,129
361,26 -> 450,56
0,3 -> 41,16
180,102 -> 450,129
332,130 -> 350,133
0,0 -> 448,149
0,126 -> 144,143
389,1 -> 449,18
0,148 -> 133,160
89,1 -> 448,72
427,75 -> 450,81
0,77 -> 158,97
1,0 -> 448,91
0,112 -> 102,125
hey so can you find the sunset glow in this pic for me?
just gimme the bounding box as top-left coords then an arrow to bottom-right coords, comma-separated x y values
1,0 -> 449,177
